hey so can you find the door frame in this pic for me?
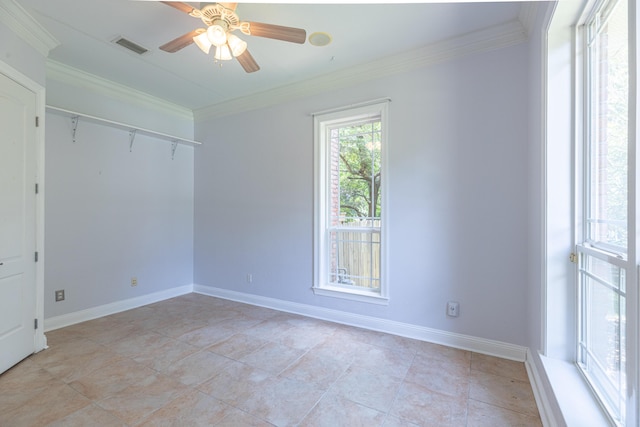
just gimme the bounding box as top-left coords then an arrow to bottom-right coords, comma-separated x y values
0,60 -> 47,352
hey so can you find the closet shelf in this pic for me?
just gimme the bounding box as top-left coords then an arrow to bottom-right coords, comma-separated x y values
46,106 -> 202,146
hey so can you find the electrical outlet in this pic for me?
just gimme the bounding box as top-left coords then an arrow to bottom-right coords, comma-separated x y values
55,290 -> 65,302
447,301 -> 460,317
246,273 -> 253,283
131,277 -> 138,287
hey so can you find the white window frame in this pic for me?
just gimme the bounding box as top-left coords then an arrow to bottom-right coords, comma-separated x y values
312,100 -> 389,305
574,0 -> 638,425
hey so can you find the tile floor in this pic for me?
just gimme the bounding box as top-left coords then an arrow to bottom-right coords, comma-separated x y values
0,294 -> 542,426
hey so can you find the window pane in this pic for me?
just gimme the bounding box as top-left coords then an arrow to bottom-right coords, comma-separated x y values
327,117 -> 382,292
329,229 -> 380,290
579,254 -> 626,423
587,0 -> 628,253
335,120 -> 382,221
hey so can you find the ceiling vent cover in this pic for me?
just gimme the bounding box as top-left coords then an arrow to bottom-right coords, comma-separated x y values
113,37 -> 149,55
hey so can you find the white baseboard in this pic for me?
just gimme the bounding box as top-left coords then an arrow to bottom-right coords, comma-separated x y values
44,284 -> 194,332
525,348 -> 560,427
194,284 -> 528,362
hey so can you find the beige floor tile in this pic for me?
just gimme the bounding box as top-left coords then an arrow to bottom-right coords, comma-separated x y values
243,318 -> 296,339
206,332 -> 270,359
240,341 -> 305,375
271,324 -> 334,350
235,304 -> 280,321
312,333 -> 373,365
389,381 -> 468,427
357,343 -> 415,379
372,333 -> 421,355
69,358 -> 157,400
48,348 -> 126,384
213,315 -> 263,333
405,352 -> 470,398
216,408 -> 275,427
60,315 -> 128,339
0,359 -> 62,413
96,374 -> 188,425
157,317 -> 209,339
330,366 -> 403,413
239,375 -> 324,426
299,391 -> 387,427
88,322 -> 146,345
8,295 -> 543,426
0,382 -> 91,427
198,361 -> 271,406
132,337 -> 200,372
471,353 -> 529,382
137,389 -> 232,426
280,351 -> 349,389
109,330 -> 175,358
416,341 -> 472,366
105,306 -> 158,324
163,350 -> 233,386
469,371 -> 540,417
467,399 -> 543,427
46,403 -> 126,427
382,416 -> 421,427
176,323 -> 236,348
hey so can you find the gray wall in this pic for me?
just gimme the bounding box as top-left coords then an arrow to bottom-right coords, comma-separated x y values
44,114 -> 194,318
194,42 -> 530,346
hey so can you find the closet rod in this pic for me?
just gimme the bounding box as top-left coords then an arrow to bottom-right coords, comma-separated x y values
46,106 -> 202,146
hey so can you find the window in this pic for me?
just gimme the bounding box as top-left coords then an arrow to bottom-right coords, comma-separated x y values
313,100 -> 389,304
577,0 -> 629,424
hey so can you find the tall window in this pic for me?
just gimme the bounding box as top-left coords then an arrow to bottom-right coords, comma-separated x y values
313,101 -> 388,303
578,0 -> 628,424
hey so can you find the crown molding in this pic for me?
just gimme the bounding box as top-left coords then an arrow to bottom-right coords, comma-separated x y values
46,59 -> 193,121
0,0 -> 59,56
195,19 -> 527,121
518,1 -> 539,37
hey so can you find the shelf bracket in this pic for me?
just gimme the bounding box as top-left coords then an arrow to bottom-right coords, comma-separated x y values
129,129 -> 137,152
171,141 -> 178,160
71,115 -> 79,143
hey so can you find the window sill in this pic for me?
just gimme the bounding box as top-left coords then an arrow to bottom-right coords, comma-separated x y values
539,354 -> 614,426
312,285 -> 389,305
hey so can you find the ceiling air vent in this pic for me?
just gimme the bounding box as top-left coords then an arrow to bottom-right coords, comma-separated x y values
113,37 -> 149,55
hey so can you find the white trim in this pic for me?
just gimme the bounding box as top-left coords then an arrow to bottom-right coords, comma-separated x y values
525,349 -> 561,427
194,284 -> 528,361
0,60 -> 47,353
194,19 -> 527,121
46,60 -> 194,122
44,284 -> 194,332
519,2 -> 540,37
311,286 -> 389,305
0,0 -> 59,57
313,100 -> 389,302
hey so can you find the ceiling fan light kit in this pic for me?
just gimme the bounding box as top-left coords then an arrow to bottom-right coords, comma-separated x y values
159,1 -> 308,73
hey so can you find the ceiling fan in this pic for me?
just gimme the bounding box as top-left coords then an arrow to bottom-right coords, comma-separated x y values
159,2 -> 307,73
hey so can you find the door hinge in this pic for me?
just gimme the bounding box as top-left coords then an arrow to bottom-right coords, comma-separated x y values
34,251 -> 38,262
35,183 -> 39,194
569,252 -> 578,263
35,116 -> 39,127
34,318 -> 38,330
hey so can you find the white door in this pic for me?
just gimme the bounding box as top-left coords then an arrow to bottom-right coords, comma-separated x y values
0,72 -> 37,374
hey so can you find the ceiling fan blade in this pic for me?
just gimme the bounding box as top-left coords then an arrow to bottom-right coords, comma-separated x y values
160,30 -> 201,52
236,50 -> 260,73
160,1 -> 196,14
245,22 -> 306,44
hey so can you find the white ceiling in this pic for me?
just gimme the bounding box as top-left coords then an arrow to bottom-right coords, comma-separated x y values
16,1 -> 530,111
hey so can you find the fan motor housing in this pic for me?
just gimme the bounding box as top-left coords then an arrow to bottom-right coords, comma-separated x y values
199,4 -> 239,28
